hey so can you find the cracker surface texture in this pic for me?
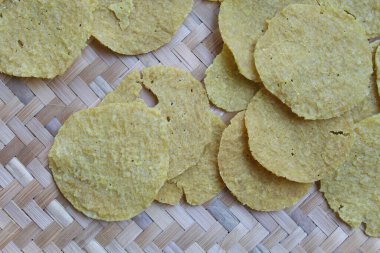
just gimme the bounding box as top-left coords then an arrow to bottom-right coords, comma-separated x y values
218,0 -> 316,81
101,66 -> 212,180
245,90 -> 354,183
218,112 -> 311,211
318,0 -> 380,38
0,0 -> 92,78
49,102 -> 170,221
155,181 -> 183,205
205,46 -> 260,112
173,115 -> 226,205
321,114 -> 380,237
254,4 -> 372,119
92,0 -> 193,55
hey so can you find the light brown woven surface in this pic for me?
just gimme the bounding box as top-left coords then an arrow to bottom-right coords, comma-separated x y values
0,1 -> 379,252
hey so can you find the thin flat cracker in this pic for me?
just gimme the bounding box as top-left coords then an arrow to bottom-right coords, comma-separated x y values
377,45 -> 380,96
254,4 -> 372,119
218,112 -> 311,211
351,40 -> 380,122
101,66 -> 212,180
245,90 -> 354,183
204,46 -> 260,112
0,0 -> 92,78
318,0 -> 380,38
49,102 -> 170,221
321,114 -> 380,237
173,115 -> 226,205
155,181 -> 183,205
218,0 -> 316,81
92,0 -> 193,55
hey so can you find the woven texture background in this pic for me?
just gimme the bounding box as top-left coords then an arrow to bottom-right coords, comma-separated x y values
0,1 -> 379,252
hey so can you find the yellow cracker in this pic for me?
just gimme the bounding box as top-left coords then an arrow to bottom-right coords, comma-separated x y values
155,181 -> 183,205
92,0 -> 193,55
49,102 -> 169,221
321,114 -> 380,237
245,90 -> 354,183
218,0 -> 316,81
351,40 -> 380,122
173,115 -> 226,205
204,46 -> 260,112
101,67 -> 212,180
377,44 -> 380,97
254,4 -> 372,119
0,0 -> 92,78
318,0 -> 380,38
218,112 -> 311,211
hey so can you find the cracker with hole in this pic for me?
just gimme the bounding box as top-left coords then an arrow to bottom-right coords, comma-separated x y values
0,0 -> 92,78
101,66 -> 212,180
92,0 -> 193,55
254,4 -> 372,119
218,0 -> 316,81
49,102 -> 170,221
204,46 -> 260,112
321,114 -> 380,237
218,112 -> 311,211
245,90 -> 354,183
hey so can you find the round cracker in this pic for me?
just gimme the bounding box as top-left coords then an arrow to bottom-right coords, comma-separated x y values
246,90 -> 354,183
92,0 -> 193,55
254,4 -> 372,120
173,115 -> 226,205
0,0 -> 92,78
318,0 -> 380,38
218,112 -> 311,211
204,46 -> 260,112
49,102 -> 169,221
321,114 -> 380,237
376,45 -> 380,97
155,181 -> 183,205
101,67 -> 212,179
218,0 -> 315,81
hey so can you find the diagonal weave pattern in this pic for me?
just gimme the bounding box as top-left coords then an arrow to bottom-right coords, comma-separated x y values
0,1 -> 379,252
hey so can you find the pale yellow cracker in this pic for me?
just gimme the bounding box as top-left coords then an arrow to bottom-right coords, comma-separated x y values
204,46 -> 260,112
351,40 -> 380,122
377,45 -> 380,97
321,114 -> 380,237
92,0 -> 193,55
245,90 -> 354,183
173,115 -> 226,205
254,4 -> 372,119
49,102 -> 169,221
318,0 -> 380,38
218,112 -> 311,211
218,0 -> 316,81
155,181 -> 183,205
0,0 -> 92,78
101,66 -> 212,180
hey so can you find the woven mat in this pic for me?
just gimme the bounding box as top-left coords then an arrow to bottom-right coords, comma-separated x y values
0,1 -> 379,252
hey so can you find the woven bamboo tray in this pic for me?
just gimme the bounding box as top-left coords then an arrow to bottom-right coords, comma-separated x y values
0,0 -> 379,252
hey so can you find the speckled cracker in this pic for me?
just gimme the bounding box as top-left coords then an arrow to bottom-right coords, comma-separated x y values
0,0 -> 92,78
245,90 -> 354,183
318,0 -> 380,38
376,45 -> 380,96
49,102 -> 170,221
350,40 -> 380,122
254,4 -> 372,119
155,181 -> 183,205
173,115 -> 226,205
218,112 -> 311,211
219,0 -> 316,81
101,67 -> 212,180
321,114 -> 380,237
204,46 -> 260,112
92,0 -> 193,55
